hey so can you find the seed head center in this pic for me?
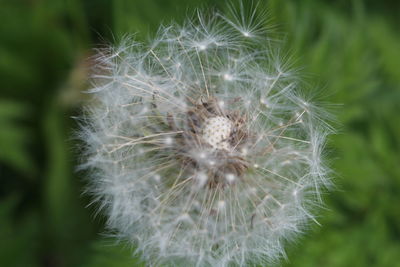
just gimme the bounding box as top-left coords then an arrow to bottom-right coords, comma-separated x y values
202,116 -> 232,150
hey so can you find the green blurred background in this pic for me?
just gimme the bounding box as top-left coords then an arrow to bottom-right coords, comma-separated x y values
1,0 -> 399,266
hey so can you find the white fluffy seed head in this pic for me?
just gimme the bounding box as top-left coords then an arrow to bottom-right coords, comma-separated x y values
79,4 -> 333,267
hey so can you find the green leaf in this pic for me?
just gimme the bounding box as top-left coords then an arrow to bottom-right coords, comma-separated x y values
0,100 -> 34,176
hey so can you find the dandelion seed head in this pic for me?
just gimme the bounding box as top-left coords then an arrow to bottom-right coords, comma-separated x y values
79,4 -> 333,267
202,116 -> 232,150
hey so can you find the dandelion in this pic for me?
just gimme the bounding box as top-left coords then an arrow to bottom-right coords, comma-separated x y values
79,4 -> 332,267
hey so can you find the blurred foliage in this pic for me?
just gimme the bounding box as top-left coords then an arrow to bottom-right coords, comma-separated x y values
0,0 -> 399,266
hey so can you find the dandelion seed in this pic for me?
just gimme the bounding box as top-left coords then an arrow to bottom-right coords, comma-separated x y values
225,173 -> 236,184
223,73 -> 233,81
79,4 -> 333,267
217,200 -> 226,210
